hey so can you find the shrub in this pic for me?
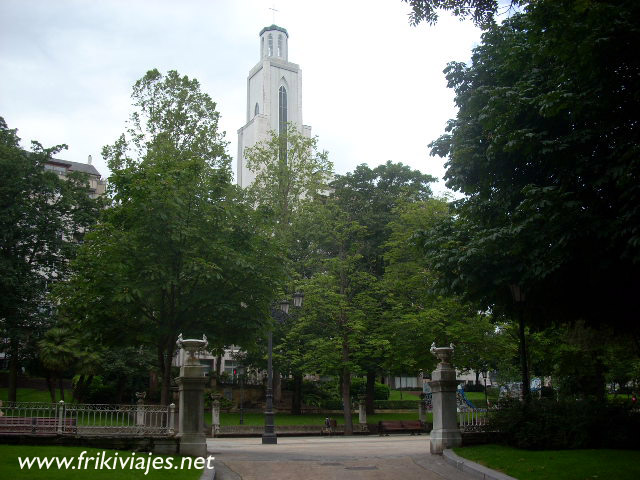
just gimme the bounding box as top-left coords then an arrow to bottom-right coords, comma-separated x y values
82,377 -> 117,404
345,378 -> 390,401
488,397 -> 640,450
321,399 -> 344,410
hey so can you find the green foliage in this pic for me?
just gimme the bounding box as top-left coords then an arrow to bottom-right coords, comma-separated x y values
55,70 -> 284,403
402,0 -> 524,27
244,123 -> 333,240
347,378 -> 390,401
489,397 -> 640,450
0,117 -> 101,401
421,0 -> 640,332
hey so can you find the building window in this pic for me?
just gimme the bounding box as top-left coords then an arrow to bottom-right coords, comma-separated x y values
279,85 -> 287,160
278,86 -> 287,134
268,34 -> 273,56
278,35 -> 283,57
255,103 -> 259,116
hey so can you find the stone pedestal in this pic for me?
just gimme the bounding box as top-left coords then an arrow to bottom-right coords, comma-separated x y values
176,334 -> 208,457
428,343 -> 462,454
357,395 -> 368,431
419,401 -> 426,423
211,395 -> 221,437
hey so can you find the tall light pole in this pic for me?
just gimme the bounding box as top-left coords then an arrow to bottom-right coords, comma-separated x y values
482,370 -> 489,408
238,365 -> 245,425
262,292 -> 303,445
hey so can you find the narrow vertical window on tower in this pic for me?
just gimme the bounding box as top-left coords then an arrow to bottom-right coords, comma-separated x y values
268,34 -> 273,56
279,86 -> 287,133
255,103 -> 260,116
279,85 -> 288,160
278,35 -> 283,57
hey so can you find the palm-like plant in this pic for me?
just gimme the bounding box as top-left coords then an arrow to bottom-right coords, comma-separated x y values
38,327 -> 77,402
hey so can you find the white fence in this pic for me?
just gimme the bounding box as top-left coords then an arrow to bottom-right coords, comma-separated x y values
0,401 -> 175,436
458,408 -> 489,432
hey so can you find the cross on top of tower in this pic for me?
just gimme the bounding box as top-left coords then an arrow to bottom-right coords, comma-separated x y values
269,5 -> 279,24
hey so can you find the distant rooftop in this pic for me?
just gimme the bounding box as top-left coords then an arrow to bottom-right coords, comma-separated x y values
47,158 -> 102,177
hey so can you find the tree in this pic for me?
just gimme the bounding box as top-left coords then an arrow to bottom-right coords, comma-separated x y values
330,162 -> 435,412
245,123 -> 333,240
401,0 -> 523,27
285,200 -> 377,434
56,70 -> 284,404
243,124 -> 333,412
418,0 -> 640,395
0,117 -> 101,402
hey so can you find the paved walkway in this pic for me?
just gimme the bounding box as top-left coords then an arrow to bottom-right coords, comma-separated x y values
207,435 -> 475,480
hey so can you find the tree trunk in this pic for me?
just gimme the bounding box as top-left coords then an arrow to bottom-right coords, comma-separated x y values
291,373 -> 302,415
215,355 -> 222,381
365,370 -> 376,415
274,370 -> 282,405
73,374 -> 85,402
341,367 -> 353,435
518,308 -> 531,401
161,349 -> 173,406
149,370 -> 159,398
7,343 -> 18,402
58,377 -> 65,402
45,373 -> 56,402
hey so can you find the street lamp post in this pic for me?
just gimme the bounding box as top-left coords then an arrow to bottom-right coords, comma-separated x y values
262,292 -> 304,445
238,365 -> 245,425
482,370 -> 489,408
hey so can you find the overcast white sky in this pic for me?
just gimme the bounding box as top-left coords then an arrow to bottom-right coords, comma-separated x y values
0,0 -> 482,196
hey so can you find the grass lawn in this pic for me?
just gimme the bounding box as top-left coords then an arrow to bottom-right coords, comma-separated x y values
206,411 -> 433,426
0,445 -> 204,479
463,390 -> 499,408
453,444 -> 640,480
388,390 -> 421,401
0,387 -> 55,403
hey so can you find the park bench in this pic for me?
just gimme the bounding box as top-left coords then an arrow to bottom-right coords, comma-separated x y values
378,420 -> 424,436
0,416 -> 77,434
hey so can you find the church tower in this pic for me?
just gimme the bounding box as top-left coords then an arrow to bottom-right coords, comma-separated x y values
237,25 -> 312,187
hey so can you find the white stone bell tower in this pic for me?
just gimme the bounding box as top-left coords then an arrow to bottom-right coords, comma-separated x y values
237,25 -> 312,188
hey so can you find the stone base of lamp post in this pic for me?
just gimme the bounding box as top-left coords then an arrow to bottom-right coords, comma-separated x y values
175,335 -> 209,458
428,343 -> 462,454
176,374 -> 207,457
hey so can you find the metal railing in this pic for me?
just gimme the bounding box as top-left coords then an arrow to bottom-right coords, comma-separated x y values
0,401 -> 175,436
458,408 -> 488,432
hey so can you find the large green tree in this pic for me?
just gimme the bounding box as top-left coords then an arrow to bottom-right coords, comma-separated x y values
283,200 -> 378,434
0,117 -> 101,402
56,70 -> 284,404
418,0 -> 640,395
330,162 -> 435,412
243,124 -> 333,412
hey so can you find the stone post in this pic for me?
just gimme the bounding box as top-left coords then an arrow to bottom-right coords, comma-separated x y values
211,393 -> 221,437
419,400 -> 426,423
358,394 -> 368,431
428,342 -> 462,454
176,334 -> 208,457
135,391 -> 146,427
